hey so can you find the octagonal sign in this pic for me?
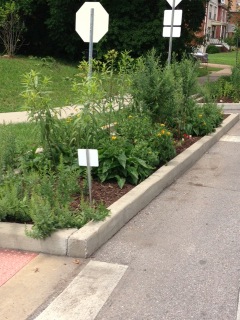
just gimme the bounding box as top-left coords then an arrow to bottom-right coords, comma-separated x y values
76,2 -> 109,43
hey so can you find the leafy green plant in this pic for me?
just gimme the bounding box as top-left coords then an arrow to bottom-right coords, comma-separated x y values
184,103 -> 223,136
95,114 -> 176,188
131,49 -> 177,122
206,45 -> 220,54
230,66 -> 240,101
96,136 -> 155,188
72,50 -> 134,130
0,159 -> 109,239
202,68 -> 240,103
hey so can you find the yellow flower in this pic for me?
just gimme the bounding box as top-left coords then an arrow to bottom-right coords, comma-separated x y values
128,115 -> 133,118
161,129 -> 165,134
167,131 -> 171,136
66,117 -> 72,123
111,136 -> 117,140
157,133 -> 162,137
160,123 -> 165,127
198,114 -> 203,118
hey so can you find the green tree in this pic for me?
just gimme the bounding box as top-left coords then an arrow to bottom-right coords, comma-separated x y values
0,0 -> 25,56
0,0 -> 208,60
99,0 -> 166,57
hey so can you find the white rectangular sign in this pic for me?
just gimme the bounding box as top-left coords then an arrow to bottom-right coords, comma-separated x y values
163,10 -> 182,26
78,149 -> 99,167
163,26 -> 181,37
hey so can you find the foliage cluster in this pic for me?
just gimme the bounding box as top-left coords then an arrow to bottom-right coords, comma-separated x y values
206,45 -> 221,54
0,50 -> 224,238
203,66 -> 240,102
0,0 -> 25,56
0,158 -> 108,238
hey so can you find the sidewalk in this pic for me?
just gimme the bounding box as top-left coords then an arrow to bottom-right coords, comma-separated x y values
198,63 -> 232,84
0,105 -> 82,124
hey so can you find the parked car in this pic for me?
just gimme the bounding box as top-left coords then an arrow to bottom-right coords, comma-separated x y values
192,52 -> 208,63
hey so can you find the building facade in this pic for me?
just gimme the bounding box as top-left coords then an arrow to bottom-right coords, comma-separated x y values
204,0 -> 229,41
228,0 -> 240,36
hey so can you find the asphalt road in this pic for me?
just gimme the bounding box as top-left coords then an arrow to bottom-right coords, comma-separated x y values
91,119 -> 240,320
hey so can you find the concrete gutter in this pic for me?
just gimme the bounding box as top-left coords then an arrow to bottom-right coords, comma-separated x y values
0,113 -> 239,258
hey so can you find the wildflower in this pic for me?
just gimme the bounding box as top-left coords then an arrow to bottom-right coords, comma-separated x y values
160,123 -> 165,127
161,129 -> 165,134
111,136 -> 117,140
66,117 -> 72,123
198,114 -> 203,118
167,131 -> 171,136
157,133 -> 162,137
128,115 -> 133,118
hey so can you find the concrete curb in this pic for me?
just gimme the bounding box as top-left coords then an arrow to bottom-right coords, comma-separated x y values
0,113 -> 239,257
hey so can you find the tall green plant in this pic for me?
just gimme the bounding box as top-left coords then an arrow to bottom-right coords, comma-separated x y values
131,49 -> 177,122
72,50 -> 134,131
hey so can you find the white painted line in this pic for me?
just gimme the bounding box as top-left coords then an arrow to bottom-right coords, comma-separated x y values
236,288 -> 240,320
34,260 -> 128,320
220,135 -> 240,143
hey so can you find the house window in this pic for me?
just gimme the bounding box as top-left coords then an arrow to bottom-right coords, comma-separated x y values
209,5 -> 212,19
214,7 -> 217,20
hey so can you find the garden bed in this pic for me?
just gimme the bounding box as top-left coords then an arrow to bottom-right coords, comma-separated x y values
0,113 -> 237,258
74,136 -> 202,208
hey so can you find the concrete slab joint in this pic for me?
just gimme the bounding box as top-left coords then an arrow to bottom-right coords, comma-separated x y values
0,113 -> 239,258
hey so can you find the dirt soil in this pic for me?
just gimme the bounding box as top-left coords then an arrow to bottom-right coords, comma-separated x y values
80,136 -> 202,208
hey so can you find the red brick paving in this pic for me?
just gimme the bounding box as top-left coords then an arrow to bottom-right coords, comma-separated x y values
0,249 -> 38,286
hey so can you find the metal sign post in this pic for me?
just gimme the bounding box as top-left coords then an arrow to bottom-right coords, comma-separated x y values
85,149 -> 92,203
78,149 -> 99,205
76,2 -> 109,78
163,0 -> 182,65
167,0 -> 175,65
88,8 -> 94,79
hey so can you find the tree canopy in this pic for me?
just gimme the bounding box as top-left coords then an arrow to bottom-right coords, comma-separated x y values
0,0 -> 208,60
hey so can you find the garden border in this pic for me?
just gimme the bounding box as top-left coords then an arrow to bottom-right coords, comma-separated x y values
0,113 -> 239,258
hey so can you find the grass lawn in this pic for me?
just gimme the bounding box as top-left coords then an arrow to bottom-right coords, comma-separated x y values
0,56 -> 79,113
0,122 -> 40,166
197,66 -> 222,77
208,51 -> 239,66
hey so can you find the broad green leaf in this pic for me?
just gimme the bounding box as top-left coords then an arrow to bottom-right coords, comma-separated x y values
117,153 -> 127,168
127,167 -> 138,185
115,175 -> 126,189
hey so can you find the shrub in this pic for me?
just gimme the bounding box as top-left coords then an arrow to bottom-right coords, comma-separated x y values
95,113 -> 176,188
206,45 -> 220,54
184,103 -> 223,136
131,49 -> 176,122
203,67 -> 240,103
230,66 -> 240,101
